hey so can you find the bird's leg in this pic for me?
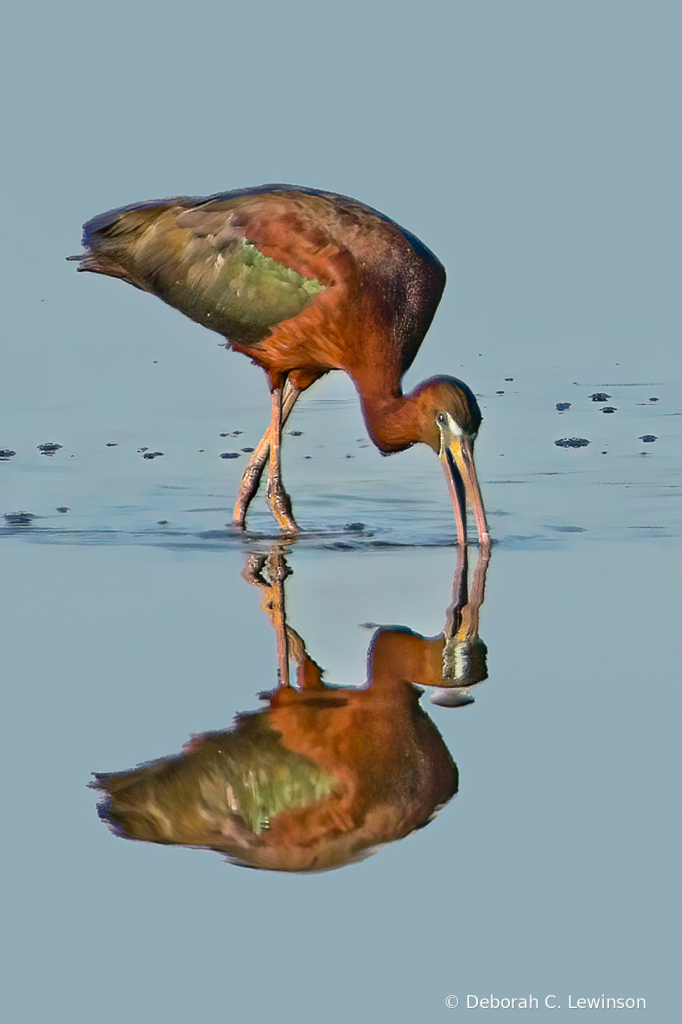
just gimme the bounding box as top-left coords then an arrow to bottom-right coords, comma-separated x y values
232,380 -> 300,529
241,545 -> 294,688
266,385 -> 299,532
265,546 -> 292,688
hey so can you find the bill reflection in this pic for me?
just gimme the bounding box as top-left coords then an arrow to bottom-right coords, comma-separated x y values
92,547 -> 490,872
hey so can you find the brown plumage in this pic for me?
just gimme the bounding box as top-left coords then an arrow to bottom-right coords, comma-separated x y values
73,184 -> 489,545
91,544 -> 494,872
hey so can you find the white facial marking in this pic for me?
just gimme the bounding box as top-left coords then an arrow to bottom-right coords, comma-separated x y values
438,412 -> 463,436
437,412 -> 464,457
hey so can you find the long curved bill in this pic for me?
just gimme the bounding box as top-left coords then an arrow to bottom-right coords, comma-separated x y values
441,436 -> 490,550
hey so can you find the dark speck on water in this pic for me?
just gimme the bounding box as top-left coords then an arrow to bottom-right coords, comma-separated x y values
157,520 -> 169,525
556,402 -> 571,412
138,447 -> 148,453
555,437 -> 591,448
38,442 -> 62,455
289,430 -> 303,436
640,434 -> 657,443
496,390 -> 505,395
232,431 -> 243,436
219,433 -> 229,437
220,452 -> 241,459
344,522 -> 366,532
56,507 -> 69,513
505,377 -> 514,381
142,451 -> 164,459
241,447 -> 255,453
4,511 -> 36,525
590,393 -> 611,402
106,443 -> 118,447
601,406 -> 617,414
650,397 -> 659,402
0,449 -> 17,460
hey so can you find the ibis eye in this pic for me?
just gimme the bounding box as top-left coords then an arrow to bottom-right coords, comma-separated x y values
437,412 -> 448,426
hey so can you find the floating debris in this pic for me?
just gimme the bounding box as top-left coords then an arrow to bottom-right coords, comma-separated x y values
649,397 -> 659,402
601,406 -> 617,414
556,402 -> 571,412
0,449 -> 17,460
137,447 -> 148,453
56,506 -> 69,513
289,430 -> 303,436
590,393 -> 611,402
639,434 -> 657,443
555,437 -> 591,448
220,452 -> 241,459
142,451 -> 164,459
496,390 -> 505,395
4,511 -> 36,525
106,442 -> 118,447
37,442 -> 62,455
344,522 -> 366,532
241,447 -> 255,453
504,377 -> 514,381
232,430 -> 243,436
157,520 -> 169,525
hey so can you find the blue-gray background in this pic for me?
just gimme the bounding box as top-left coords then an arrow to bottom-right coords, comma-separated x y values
2,1 -> 680,1021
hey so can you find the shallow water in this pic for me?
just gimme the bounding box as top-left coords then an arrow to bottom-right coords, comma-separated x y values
3,371 -> 680,1020
3,369 -> 679,550
4,0 -> 682,1015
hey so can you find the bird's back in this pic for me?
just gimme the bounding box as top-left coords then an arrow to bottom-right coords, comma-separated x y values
76,185 -> 446,385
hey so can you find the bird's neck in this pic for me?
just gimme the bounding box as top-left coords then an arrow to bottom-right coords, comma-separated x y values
358,387 -> 436,454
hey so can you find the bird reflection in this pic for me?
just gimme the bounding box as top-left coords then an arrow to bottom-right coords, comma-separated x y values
92,547 -> 489,872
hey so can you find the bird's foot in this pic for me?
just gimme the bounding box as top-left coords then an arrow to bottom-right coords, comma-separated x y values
266,480 -> 299,532
241,553 -> 268,587
266,546 -> 294,583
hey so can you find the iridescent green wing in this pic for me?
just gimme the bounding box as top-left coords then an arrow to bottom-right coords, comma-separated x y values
79,198 -> 326,346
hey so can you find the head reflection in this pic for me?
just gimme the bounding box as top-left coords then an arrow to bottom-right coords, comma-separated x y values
92,546 -> 489,872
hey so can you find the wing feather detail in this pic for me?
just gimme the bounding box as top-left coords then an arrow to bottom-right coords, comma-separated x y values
77,201 -> 326,346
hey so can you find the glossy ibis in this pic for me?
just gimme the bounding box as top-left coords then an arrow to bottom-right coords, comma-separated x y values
72,185 -> 489,546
